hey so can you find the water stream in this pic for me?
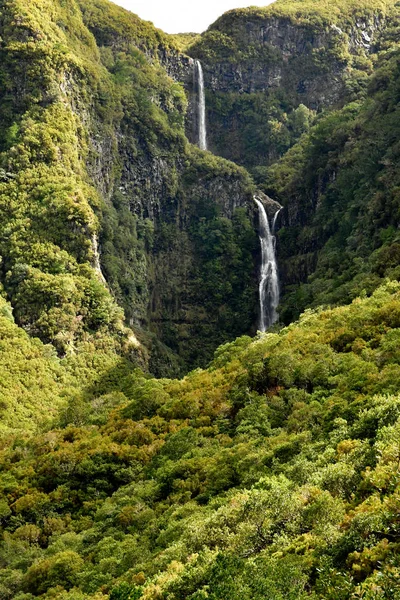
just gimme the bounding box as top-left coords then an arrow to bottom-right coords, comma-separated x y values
195,60 -> 207,150
254,197 -> 281,332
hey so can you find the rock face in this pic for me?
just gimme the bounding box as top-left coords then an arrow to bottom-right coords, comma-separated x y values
81,2 -> 393,370
5,0 -> 397,375
95,115 -> 257,374
202,15 -> 383,102
185,7 -> 388,168
0,0 -> 260,375
255,192 -> 282,221
73,10 -> 260,374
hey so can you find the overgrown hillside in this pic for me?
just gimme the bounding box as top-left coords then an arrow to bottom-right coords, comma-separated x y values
4,0 -> 400,372
1,282 -> 400,598
0,0 -> 259,375
268,5 -> 400,323
2,0 -> 400,598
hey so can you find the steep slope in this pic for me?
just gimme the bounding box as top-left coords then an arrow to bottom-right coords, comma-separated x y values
186,0 -> 397,175
0,0 -> 135,357
0,0 -> 259,374
268,5 -> 400,323
1,282 -> 400,598
0,297 -> 68,435
0,294 -> 139,437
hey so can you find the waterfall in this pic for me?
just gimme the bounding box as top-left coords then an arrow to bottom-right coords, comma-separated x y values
195,60 -> 207,151
254,197 -> 281,332
92,233 -> 107,285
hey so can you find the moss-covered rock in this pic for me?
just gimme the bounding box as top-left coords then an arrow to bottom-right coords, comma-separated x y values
185,0 -> 397,172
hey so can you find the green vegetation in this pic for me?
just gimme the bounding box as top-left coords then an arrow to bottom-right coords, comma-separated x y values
0,291 -> 141,438
2,283 -> 400,597
187,0 -> 397,173
0,296 -> 67,435
212,0 -> 397,29
205,93 -> 316,173
3,0 -> 400,599
0,0 -> 131,357
77,0 -> 178,53
268,7 -> 400,323
169,33 -> 201,52
0,0 -> 260,373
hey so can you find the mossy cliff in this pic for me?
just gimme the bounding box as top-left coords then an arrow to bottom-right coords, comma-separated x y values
185,0 -> 397,175
180,0 -> 400,333
0,0 -> 259,374
3,0 -> 400,375
265,4 -> 400,323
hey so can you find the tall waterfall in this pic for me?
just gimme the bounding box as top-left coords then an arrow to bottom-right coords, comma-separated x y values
195,60 -> 207,150
254,197 -> 281,332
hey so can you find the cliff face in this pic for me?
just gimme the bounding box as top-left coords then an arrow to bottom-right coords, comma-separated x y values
79,5 -> 259,373
199,16 -> 382,101
267,4 -> 400,323
177,0 -> 400,330
3,0 -> 400,375
0,0 -> 260,375
185,2 -> 394,172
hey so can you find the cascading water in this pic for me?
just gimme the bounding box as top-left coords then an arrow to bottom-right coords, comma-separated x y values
92,233 -> 107,285
254,196 -> 281,332
194,60 -> 207,151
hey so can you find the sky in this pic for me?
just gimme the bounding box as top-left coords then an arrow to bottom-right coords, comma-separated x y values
112,0 -> 277,34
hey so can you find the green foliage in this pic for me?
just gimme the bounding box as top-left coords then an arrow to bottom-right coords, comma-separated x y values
207,0 -> 396,33
109,583 -> 142,600
169,33 -> 201,53
187,0 -> 394,171
0,0 -> 130,356
25,551 -> 84,595
0,296 -> 68,435
0,0 -> 260,374
268,22 -> 400,322
4,2 -> 400,597
77,0 -> 178,54
1,283 -> 400,598
205,91 -> 316,172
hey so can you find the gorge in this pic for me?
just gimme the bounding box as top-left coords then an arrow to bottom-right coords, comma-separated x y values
194,57 -> 281,333
2,0 -> 400,598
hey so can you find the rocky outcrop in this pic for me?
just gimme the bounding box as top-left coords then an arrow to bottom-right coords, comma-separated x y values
255,191 -> 282,221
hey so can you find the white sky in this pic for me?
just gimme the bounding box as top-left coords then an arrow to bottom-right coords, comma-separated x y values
112,0 -> 277,34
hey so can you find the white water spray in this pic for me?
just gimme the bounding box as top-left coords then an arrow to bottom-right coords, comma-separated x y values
195,60 -> 207,150
254,197 -> 281,332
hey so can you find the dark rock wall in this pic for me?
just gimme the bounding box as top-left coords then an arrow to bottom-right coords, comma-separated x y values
185,11 -> 386,169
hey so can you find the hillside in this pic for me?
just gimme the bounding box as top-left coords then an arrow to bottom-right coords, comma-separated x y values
0,0 -> 258,376
1,283 -> 400,598
182,0 -> 400,329
268,4 -> 400,323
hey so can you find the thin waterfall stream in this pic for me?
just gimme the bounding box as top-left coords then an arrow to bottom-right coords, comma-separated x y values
194,60 -> 207,150
254,196 -> 281,332
193,63 -> 280,331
